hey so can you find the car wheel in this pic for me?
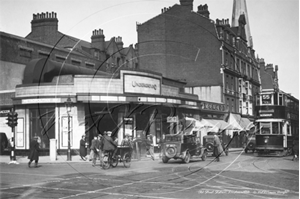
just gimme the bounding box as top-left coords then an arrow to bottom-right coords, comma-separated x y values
183,151 -> 190,163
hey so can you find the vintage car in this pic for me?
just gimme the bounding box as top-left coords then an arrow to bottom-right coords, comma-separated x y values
203,134 -> 228,156
244,136 -> 256,153
160,134 -> 208,163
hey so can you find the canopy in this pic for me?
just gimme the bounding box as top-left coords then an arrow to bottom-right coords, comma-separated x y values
203,119 -> 238,132
227,113 -> 254,131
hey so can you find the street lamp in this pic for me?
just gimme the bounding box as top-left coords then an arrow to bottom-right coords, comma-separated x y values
65,96 -> 73,161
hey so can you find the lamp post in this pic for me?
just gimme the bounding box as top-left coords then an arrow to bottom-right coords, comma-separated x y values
65,96 -> 73,161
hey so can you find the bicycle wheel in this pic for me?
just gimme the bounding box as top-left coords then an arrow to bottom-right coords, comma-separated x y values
111,156 -> 118,168
102,154 -> 110,170
123,152 -> 131,168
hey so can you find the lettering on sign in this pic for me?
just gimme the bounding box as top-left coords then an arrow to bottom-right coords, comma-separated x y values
167,116 -> 178,123
132,81 -> 157,90
124,74 -> 160,95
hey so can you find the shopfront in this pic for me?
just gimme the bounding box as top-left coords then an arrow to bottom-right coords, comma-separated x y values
10,61 -> 228,154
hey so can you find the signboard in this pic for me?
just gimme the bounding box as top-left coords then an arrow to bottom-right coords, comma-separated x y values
22,98 -> 61,104
124,74 -> 161,95
262,94 -> 272,104
167,116 -> 178,123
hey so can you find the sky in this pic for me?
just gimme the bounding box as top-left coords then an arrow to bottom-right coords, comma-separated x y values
0,0 -> 299,99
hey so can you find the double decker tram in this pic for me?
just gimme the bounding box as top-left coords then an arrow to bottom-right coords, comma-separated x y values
255,91 -> 299,156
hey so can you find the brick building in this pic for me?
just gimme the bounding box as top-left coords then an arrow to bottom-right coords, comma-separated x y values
0,11 -> 230,154
137,0 -> 261,146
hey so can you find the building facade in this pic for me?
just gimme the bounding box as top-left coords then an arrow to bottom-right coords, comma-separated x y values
0,11 -> 229,155
136,0 -> 260,146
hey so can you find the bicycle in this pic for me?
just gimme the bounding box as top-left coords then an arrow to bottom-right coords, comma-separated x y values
102,146 -> 132,169
102,150 -> 118,170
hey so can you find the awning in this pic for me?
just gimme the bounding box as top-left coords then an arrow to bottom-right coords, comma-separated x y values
227,113 -> 254,131
204,119 -> 237,132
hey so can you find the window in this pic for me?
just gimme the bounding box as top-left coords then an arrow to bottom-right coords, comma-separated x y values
279,94 -> 283,105
260,122 -> 271,134
231,99 -> 235,112
274,93 -> 278,105
19,46 -> 33,58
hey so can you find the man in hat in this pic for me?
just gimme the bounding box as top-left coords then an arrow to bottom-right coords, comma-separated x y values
102,131 -> 117,158
213,133 -> 222,162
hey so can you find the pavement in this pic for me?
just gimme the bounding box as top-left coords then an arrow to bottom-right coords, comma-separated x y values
0,148 -> 243,164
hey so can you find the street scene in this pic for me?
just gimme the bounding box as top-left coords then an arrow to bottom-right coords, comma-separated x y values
0,0 -> 299,199
0,151 -> 299,199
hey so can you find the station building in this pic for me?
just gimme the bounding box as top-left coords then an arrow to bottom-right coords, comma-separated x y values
11,58 -> 228,154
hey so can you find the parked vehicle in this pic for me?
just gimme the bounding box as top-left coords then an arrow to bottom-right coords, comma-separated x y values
161,134 -> 207,163
0,132 -> 8,155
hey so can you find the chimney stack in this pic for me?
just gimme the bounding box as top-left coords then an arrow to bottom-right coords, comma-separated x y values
115,36 -> 124,49
180,0 -> 193,11
91,29 -> 105,51
197,4 -> 210,18
31,12 -> 58,33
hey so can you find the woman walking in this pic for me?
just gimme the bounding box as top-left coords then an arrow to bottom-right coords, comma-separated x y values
80,135 -> 87,161
28,136 -> 40,168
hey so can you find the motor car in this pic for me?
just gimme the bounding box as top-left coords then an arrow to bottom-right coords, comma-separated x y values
245,136 -> 256,153
160,134 -> 207,163
0,132 -> 9,155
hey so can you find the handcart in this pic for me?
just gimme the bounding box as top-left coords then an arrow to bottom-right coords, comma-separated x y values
102,146 -> 132,169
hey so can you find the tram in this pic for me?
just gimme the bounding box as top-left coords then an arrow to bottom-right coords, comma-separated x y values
255,90 -> 299,156
255,118 -> 293,156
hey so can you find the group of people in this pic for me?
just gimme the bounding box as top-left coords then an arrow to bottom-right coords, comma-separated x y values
79,132 -> 155,166
27,132 -> 155,168
80,131 -> 118,167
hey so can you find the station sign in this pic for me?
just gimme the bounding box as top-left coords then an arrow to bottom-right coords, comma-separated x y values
124,74 -> 161,95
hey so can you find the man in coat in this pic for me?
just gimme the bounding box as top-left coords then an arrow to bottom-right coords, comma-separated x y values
28,136 -> 40,168
91,135 -> 101,166
213,134 -> 222,162
102,131 -> 117,158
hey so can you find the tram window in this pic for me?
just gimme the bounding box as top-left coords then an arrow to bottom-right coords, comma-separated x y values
274,93 -> 278,105
272,122 -> 279,134
261,122 -> 271,134
279,94 -> 283,105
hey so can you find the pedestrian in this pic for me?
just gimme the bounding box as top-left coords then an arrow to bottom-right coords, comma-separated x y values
132,135 -> 142,160
121,134 -> 133,154
145,135 -> 155,160
213,133 -> 222,162
292,137 -> 299,161
90,135 -> 101,166
102,131 -> 117,159
243,132 -> 248,149
79,135 -> 87,161
28,136 -> 40,168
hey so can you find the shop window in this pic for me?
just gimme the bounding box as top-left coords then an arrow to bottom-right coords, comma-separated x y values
30,107 -> 55,149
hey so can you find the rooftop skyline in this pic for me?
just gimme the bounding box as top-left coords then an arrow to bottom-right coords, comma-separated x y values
0,0 -> 298,98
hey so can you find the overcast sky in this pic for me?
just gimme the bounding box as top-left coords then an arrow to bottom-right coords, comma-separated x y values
0,0 -> 298,98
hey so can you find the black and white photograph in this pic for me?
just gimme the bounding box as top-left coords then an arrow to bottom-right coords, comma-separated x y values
0,0 -> 299,198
